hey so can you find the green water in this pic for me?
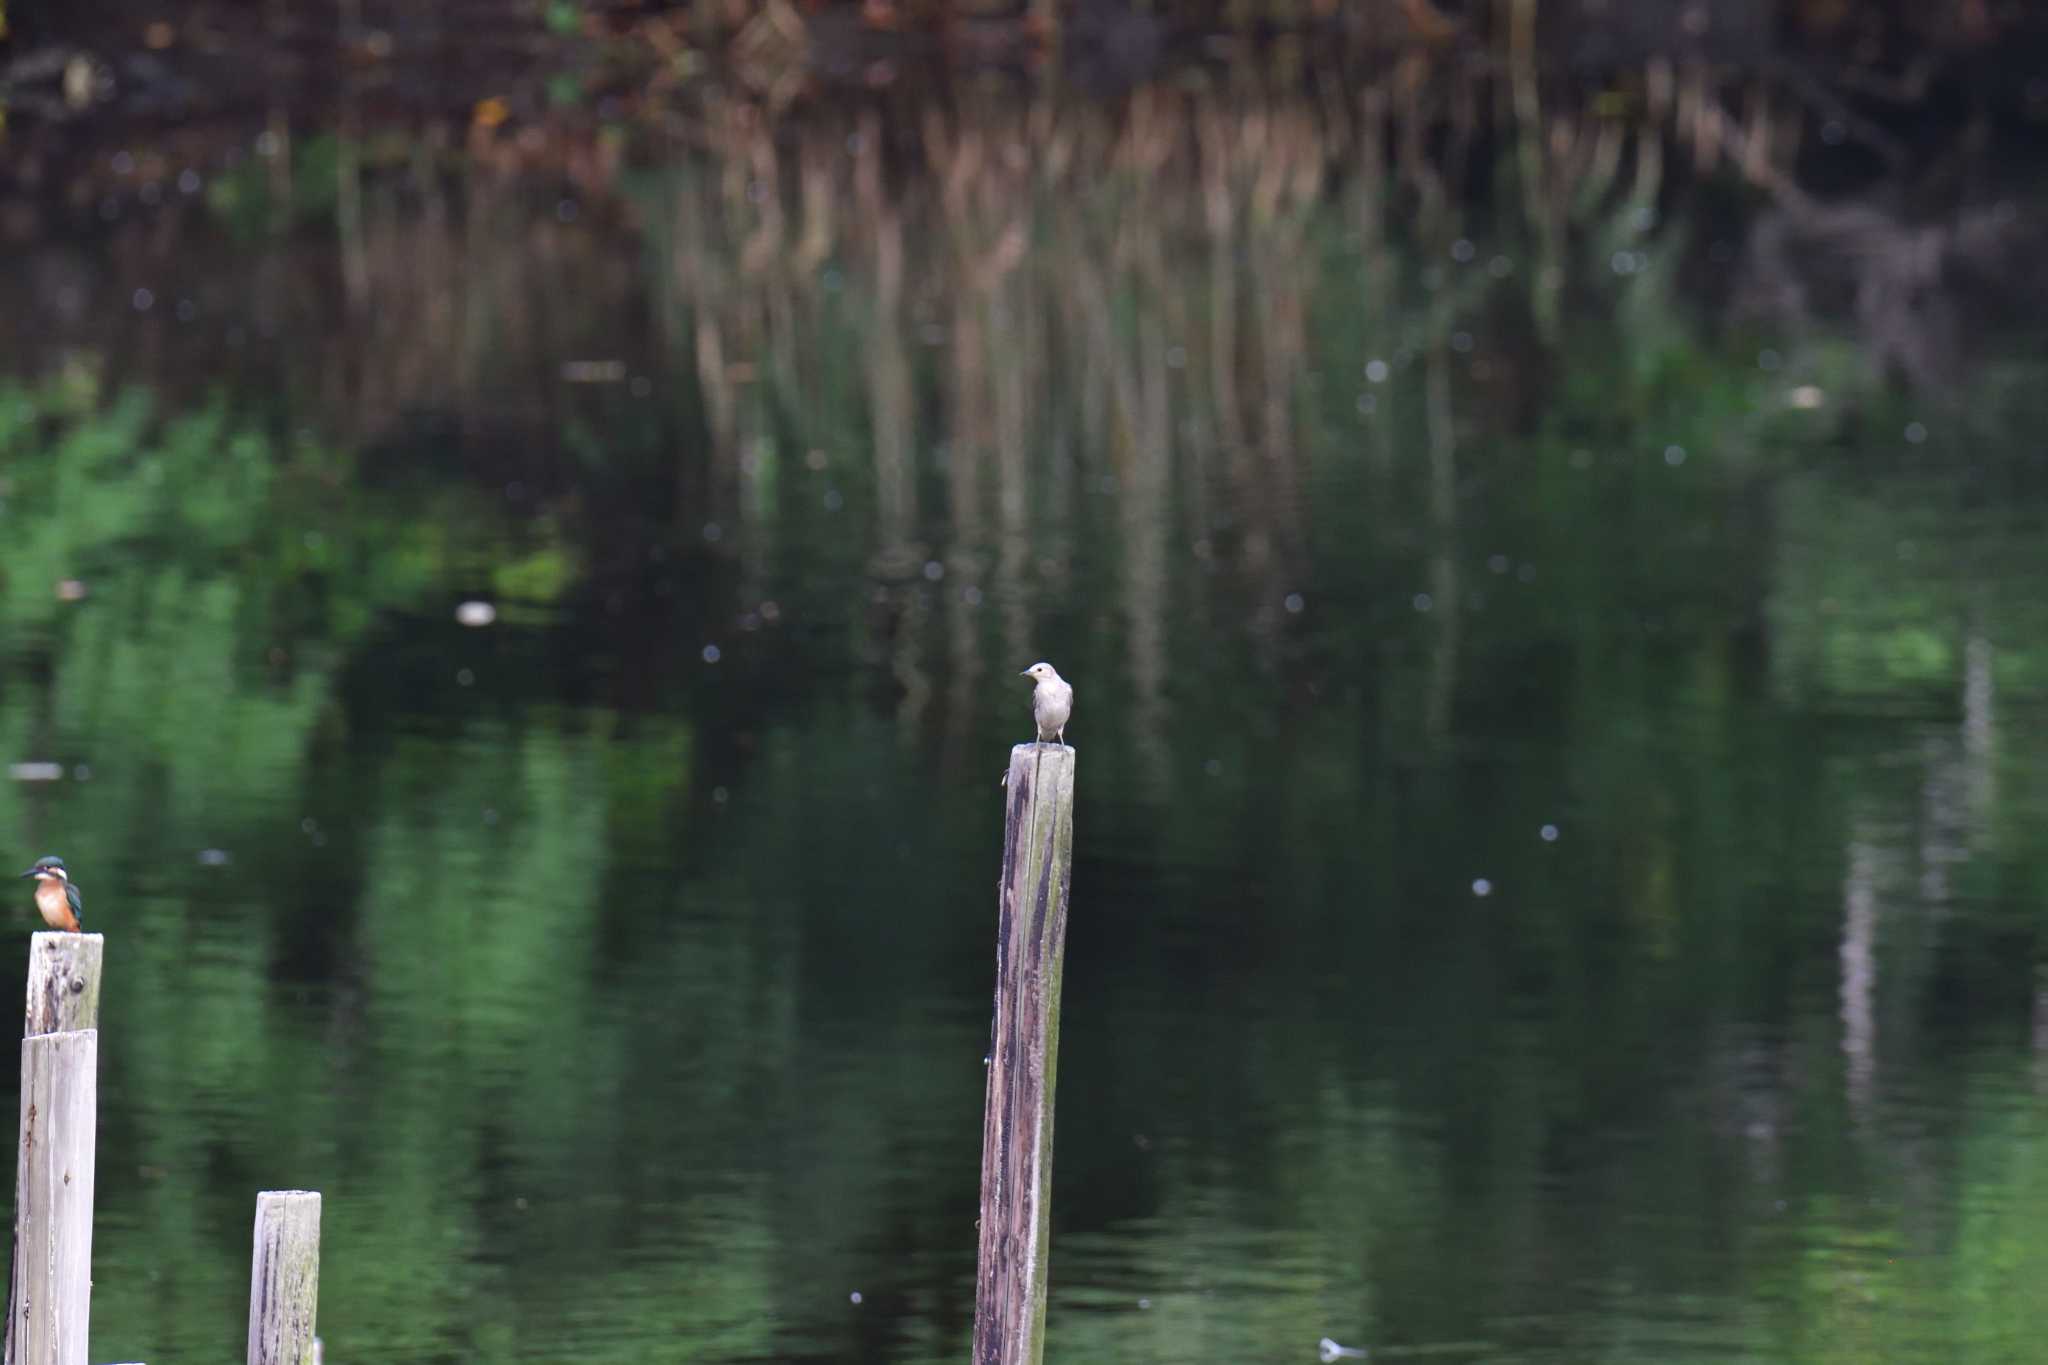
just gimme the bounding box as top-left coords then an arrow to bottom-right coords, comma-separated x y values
2,84 -> 2047,1364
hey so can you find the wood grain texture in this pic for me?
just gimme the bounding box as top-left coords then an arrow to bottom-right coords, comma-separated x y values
972,743 -> 1075,1365
3,1031 -> 97,1365
24,935 -> 101,1039
247,1191 -> 321,1365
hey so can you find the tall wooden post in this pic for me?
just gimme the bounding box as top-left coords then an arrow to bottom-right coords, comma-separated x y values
5,933 -> 103,1365
973,743 -> 1075,1365
247,1191 -> 321,1365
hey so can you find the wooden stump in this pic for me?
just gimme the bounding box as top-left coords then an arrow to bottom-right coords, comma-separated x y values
4,934 -> 102,1365
247,1191 -> 321,1365
972,743 -> 1076,1365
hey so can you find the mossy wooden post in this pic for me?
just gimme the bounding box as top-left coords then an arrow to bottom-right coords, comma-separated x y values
5,933 -> 103,1365
247,1191 -> 321,1365
973,743 -> 1075,1365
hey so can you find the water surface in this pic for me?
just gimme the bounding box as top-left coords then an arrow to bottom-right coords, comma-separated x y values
2,54 -> 2047,1364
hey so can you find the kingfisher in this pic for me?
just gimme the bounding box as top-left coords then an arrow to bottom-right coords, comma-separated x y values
19,856 -> 82,933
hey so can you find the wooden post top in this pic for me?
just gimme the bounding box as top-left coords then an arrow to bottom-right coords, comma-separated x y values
248,1190 -> 322,1365
25,933 -> 103,1038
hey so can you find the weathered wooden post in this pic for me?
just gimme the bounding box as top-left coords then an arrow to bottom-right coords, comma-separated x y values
973,743 -> 1076,1365
5,933 -> 103,1365
247,1190 -> 320,1365
23,936 -> 101,1039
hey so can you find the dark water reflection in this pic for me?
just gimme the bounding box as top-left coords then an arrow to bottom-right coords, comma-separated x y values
2,70 -> 2048,1364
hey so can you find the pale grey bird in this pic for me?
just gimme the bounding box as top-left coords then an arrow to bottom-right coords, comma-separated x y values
1020,661 -> 1073,748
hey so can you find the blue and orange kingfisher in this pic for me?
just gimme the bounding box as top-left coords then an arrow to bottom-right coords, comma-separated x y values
20,856 -> 82,933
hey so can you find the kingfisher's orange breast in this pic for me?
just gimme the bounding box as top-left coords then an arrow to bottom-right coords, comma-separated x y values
34,881 -> 78,933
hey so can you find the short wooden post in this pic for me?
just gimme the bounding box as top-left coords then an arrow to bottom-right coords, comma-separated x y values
247,1191 -> 320,1365
5,934 -> 103,1365
973,743 -> 1076,1365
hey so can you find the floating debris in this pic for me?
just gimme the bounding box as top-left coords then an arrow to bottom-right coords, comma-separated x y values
455,600 -> 497,627
8,763 -> 63,782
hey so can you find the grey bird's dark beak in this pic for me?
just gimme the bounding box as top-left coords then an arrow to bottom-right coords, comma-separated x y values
19,869 -> 39,879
